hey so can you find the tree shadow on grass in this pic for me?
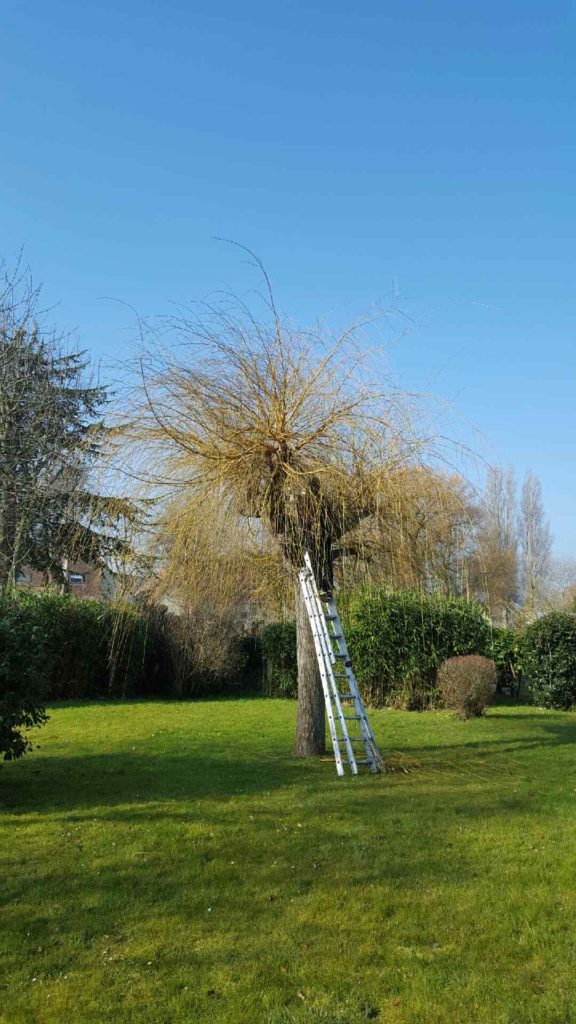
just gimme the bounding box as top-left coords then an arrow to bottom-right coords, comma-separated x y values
3,702 -> 573,820
0,748 -> 557,981
2,698 -> 573,1020
402,716 -> 576,759
0,747 -> 316,817
3,713 -> 569,1022
0,738 -> 547,833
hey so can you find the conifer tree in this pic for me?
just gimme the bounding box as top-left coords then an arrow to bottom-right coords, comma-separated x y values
0,261 -> 140,590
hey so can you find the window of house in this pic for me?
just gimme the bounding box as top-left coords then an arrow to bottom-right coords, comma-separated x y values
16,570 -> 30,583
68,572 -> 85,584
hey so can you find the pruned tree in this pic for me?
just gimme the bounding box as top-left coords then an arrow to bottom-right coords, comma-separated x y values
0,260 -> 142,590
121,268 -> 459,758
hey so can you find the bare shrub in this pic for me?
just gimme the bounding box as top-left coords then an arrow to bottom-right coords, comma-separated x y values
437,655 -> 497,719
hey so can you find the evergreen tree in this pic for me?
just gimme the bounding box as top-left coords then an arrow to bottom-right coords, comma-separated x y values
0,262 -> 139,590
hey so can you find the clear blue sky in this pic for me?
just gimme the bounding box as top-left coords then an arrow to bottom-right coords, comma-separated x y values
2,1 -> 575,553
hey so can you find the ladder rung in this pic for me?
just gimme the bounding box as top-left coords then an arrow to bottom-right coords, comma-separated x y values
300,550 -> 383,777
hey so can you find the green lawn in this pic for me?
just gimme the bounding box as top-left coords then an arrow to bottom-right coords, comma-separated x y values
1,699 -> 576,1024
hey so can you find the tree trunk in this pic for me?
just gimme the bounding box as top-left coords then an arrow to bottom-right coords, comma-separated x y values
293,578 -> 325,757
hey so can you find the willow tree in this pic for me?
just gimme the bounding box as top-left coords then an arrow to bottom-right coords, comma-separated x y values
343,467 -> 478,597
124,286 -> 438,756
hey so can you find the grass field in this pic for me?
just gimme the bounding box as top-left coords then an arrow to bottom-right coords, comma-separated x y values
1,699 -> 576,1024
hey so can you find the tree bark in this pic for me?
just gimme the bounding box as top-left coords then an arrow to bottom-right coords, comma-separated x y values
293,578 -> 325,757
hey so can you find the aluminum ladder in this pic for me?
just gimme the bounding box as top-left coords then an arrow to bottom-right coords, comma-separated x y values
298,551 -> 384,777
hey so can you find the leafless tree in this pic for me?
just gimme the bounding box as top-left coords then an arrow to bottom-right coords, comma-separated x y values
519,471 -> 552,620
469,466 -> 519,625
539,556 -> 576,611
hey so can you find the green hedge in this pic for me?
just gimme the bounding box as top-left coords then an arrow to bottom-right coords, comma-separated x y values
523,612 -> 576,709
345,590 -> 492,708
6,591 -> 161,700
261,622 -> 297,698
0,589 -> 260,741
261,591 -> 493,708
0,591 -> 263,759
488,627 -> 523,696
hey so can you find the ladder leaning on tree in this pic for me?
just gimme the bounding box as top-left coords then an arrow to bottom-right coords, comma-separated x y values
298,552 -> 384,777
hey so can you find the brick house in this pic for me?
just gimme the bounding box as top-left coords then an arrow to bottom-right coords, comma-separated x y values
16,559 -> 117,600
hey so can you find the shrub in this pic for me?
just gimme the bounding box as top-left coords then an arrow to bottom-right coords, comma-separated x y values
0,593 -> 49,760
0,589 -> 265,761
523,612 -> 576,709
344,590 -> 491,708
149,609 -> 261,698
261,622 -> 297,698
437,655 -> 497,718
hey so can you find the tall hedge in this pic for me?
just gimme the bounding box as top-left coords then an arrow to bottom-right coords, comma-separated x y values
0,593 -> 262,760
489,627 -> 522,696
261,591 -> 492,708
345,590 -> 492,708
4,591 -> 161,701
523,612 -> 576,709
0,590 -> 264,760
261,622 -> 297,698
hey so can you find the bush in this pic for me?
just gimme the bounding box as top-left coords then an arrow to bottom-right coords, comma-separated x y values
523,612 -> 576,709
261,622 -> 297,698
344,590 -> 492,708
0,588 -> 266,761
158,609 -> 261,698
437,655 -> 497,718
13,592 -> 156,701
0,593 -> 49,760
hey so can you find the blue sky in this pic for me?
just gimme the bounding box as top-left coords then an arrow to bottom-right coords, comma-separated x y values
2,1 -> 575,553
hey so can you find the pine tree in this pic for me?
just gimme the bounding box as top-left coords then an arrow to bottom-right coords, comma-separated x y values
0,262 -> 140,590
